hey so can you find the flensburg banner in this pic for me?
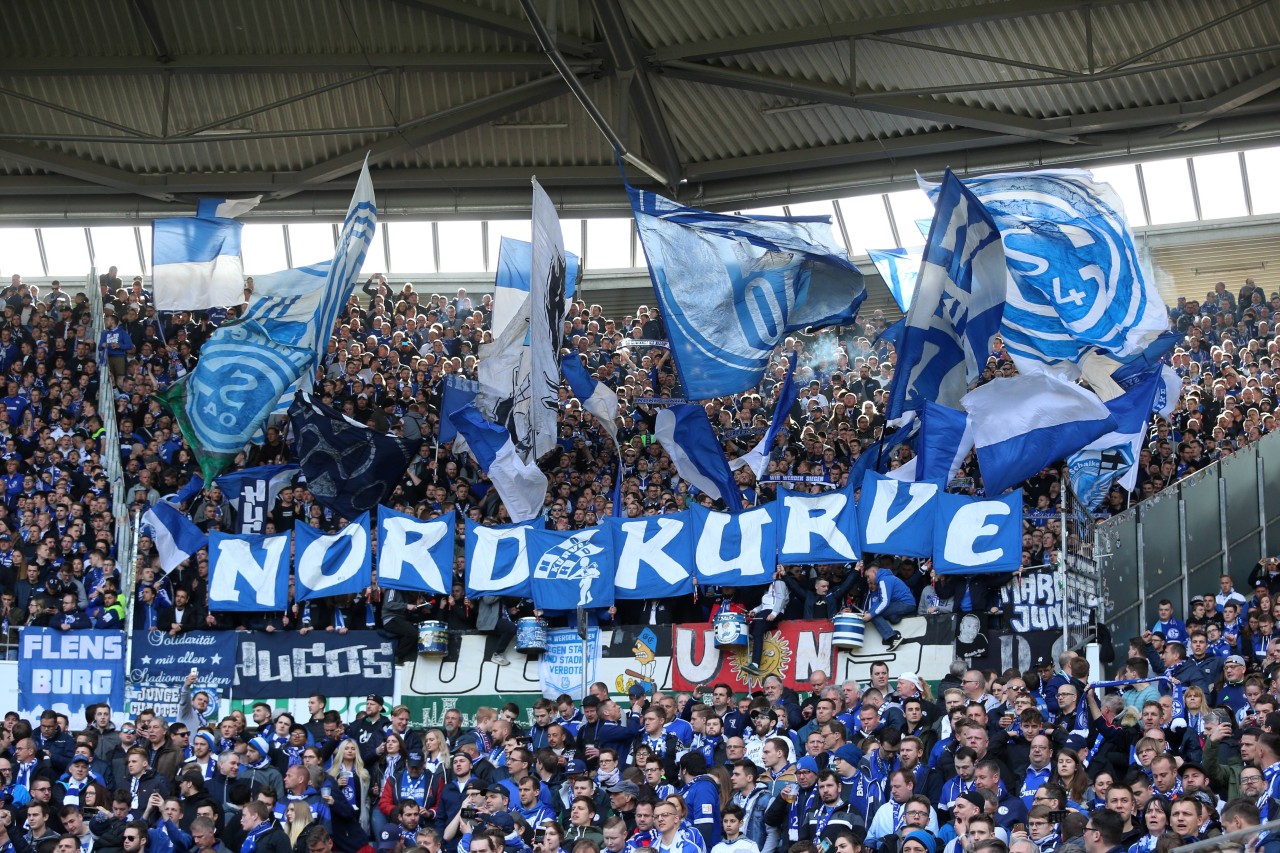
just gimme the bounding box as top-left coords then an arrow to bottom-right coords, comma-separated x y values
671,620 -> 834,692
234,630 -> 396,698
18,629 -> 126,716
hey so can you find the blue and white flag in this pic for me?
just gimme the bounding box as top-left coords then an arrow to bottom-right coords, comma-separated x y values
629,186 -> 865,399
561,353 -> 619,446
19,629 -> 125,717
207,530 -> 291,612
452,403 -> 548,523
773,485 -> 861,565
689,504 -> 775,586
888,170 -> 1006,422
1156,365 -> 1181,421
654,404 -> 742,511
1067,365 -> 1162,508
464,517 -> 542,599
527,527 -> 616,611
294,514 -> 372,602
857,472 -> 940,558
848,422 -> 917,487
606,514 -> 695,599
868,247 -> 924,312
731,351 -> 798,479
931,490 -> 1022,574
926,169 -> 1166,374
490,236 -> 580,339
174,475 -> 205,507
142,500 -> 207,573
376,507 -> 454,595
152,195 -> 260,311
290,392 -> 416,518
215,464 -> 299,535
440,376 -> 481,448
916,400 -> 974,483
962,373 -> 1116,496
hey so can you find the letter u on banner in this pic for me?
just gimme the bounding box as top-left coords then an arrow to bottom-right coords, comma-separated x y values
691,504 -> 774,585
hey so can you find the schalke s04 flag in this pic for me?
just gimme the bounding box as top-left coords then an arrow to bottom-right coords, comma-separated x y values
629,186 -> 865,399
290,392 -> 416,518
527,527 -> 616,612
925,169 -> 1166,375
887,169 -> 1006,422
294,514 -> 372,601
151,195 -> 261,311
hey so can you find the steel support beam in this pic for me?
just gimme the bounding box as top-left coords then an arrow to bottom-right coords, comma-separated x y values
658,61 -> 1082,144
0,53 -> 601,75
126,0 -> 173,64
590,0 -> 682,185
649,0 -> 1141,62
173,70 -> 391,138
378,0 -> 594,57
275,73 -> 577,196
1168,65 -> 1280,133
1103,0 -> 1272,72
0,86 -> 154,138
0,142 -> 172,201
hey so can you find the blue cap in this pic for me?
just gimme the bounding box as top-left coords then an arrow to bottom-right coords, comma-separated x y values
797,756 -> 820,774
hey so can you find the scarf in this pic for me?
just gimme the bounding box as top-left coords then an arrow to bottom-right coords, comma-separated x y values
241,822 -> 271,853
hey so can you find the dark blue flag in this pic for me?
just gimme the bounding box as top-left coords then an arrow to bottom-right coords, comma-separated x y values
289,392 -> 417,518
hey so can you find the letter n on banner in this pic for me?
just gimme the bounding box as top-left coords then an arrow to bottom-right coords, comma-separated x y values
672,621 -> 833,692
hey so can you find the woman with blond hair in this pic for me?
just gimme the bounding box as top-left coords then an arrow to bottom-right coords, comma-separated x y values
284,800 -> 320,853
328,738 -> 372,832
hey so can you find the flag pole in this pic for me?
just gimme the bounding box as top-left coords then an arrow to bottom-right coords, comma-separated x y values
122,505 -> 143,691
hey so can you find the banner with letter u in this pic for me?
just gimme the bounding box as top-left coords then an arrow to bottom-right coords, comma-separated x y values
234,630 -> 395,699
19,629 -> 125,716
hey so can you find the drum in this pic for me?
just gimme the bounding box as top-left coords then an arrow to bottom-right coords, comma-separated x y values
832,613 -> 865,649
713,611 -> 749,648
417,621 -> 448,656
516,617 -> 548,654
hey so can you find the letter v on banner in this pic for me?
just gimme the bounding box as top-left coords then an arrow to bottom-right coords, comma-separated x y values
856,471 -> 940,558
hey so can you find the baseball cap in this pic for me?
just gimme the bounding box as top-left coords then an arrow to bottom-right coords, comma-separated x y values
463,779 -> 487,793
564,759 -> 588,776
367,694 -> 385,706
376,829 -> 399,850
607,781 -> 640,796
1033,655 -> 1051,667
959,791 -> 986,810
1226,654 -> 1247,666
70,755 -> 90,765
406,752 -> 425,768
484,813 -> 516,833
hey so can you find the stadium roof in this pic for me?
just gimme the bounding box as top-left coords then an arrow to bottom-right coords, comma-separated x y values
2,0 -> 1280,223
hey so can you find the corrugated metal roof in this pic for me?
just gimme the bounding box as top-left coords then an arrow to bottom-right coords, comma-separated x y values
1,0 -> 1279,218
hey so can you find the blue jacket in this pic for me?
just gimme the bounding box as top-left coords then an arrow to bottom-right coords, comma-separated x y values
867,573 -> 915,617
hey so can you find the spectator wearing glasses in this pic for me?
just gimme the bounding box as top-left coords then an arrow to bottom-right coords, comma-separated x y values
1082,810 -> 1126,853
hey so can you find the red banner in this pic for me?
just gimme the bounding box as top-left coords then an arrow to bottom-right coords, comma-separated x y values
671,620 -> 834,691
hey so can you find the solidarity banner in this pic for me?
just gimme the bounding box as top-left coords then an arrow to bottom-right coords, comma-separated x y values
671,620 -> 834,692
234,630 -> 395,699
540,627 -> 601,700
128,630 -> 238,690
19,629 -> 125,716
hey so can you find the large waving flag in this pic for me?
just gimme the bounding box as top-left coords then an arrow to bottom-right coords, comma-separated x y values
452,403 -> 548,523
157,163 -> 376,482
962,373 -> 1116,495
887,169 -> 1006,423
629,186 -> 865,399
926,169 -> 1166,376
1067,366 -> 1163,508
654,404 -> 743,511
440,376 -> 481,453
142,500 -> 207,573
915,400 -> 974,483
731,352 -> 798,478
561,353 -> 619,446
152,195 -> 261,310
215,464 -> 299,535
868,247 -> 924,312
490,237 -> 580,339
289,392 -> 417,518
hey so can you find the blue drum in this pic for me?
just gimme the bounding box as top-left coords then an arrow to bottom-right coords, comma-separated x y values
713,611 -> 749,648
417,621 -> 448,656
516,617 -> 548,654
832,613 -> 865,649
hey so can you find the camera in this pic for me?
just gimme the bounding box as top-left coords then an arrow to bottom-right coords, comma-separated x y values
461,808 -> 479,821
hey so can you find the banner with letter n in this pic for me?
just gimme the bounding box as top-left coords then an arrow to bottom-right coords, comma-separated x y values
208,530 -> 291,612
234,630 -> 395,699
671,620 -> 833,693
539,627 -> 600,701
128,631 -> 238,690
19,629 -> 125,716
